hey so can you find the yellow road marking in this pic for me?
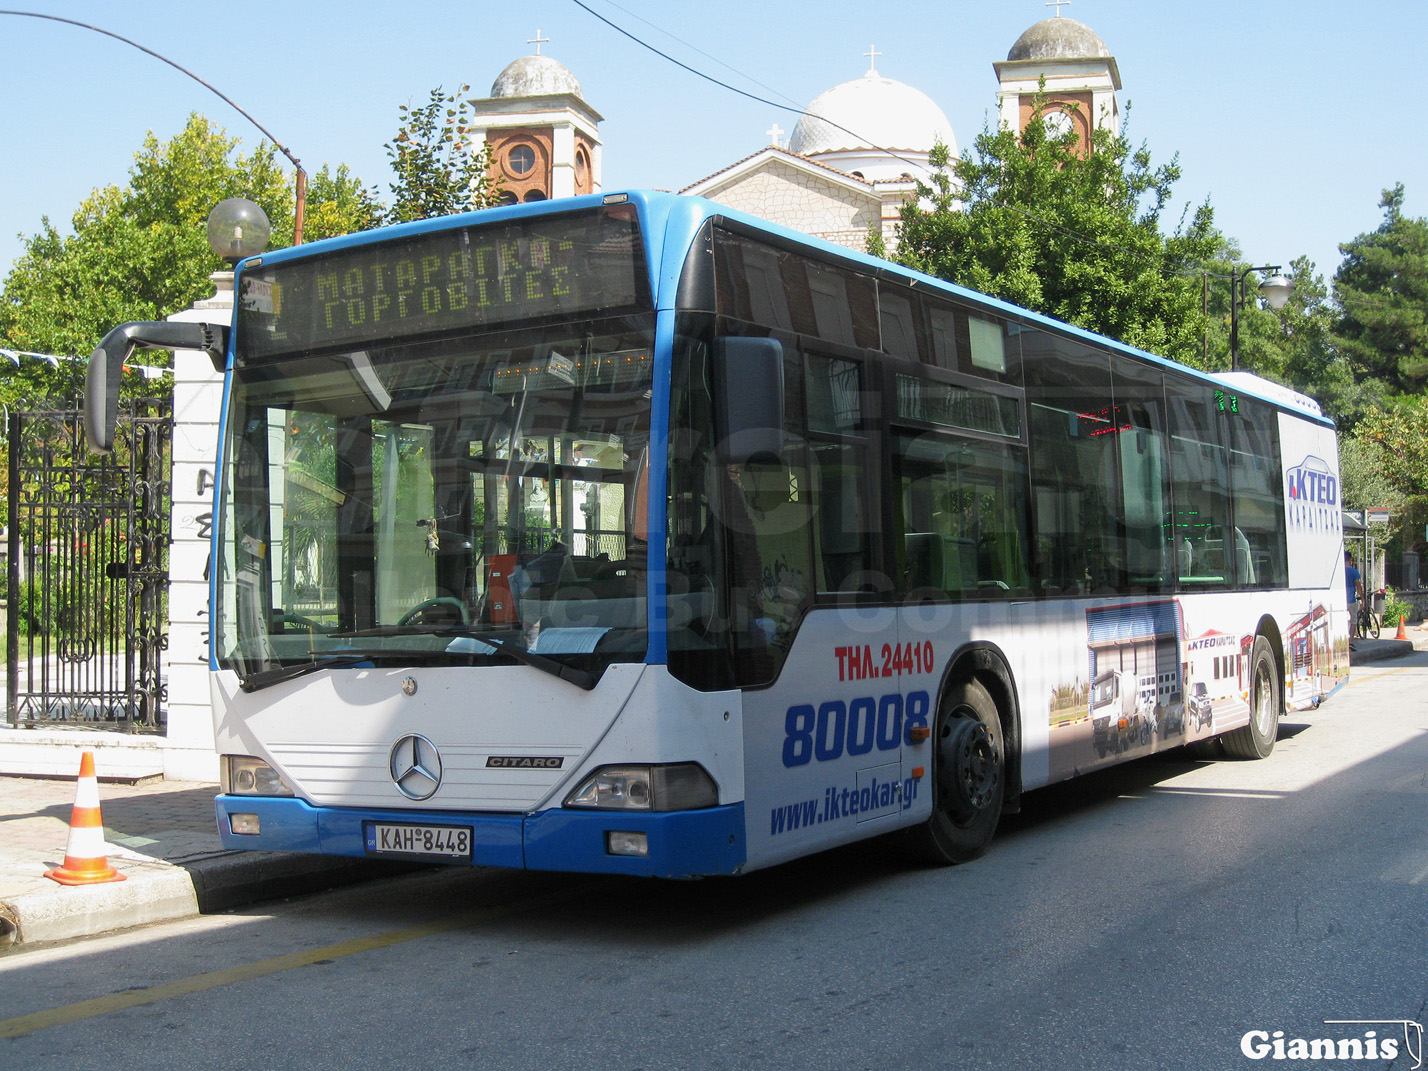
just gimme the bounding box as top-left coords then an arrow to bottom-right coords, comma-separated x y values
0,886 -> 579,1040
1343,663 -> 1420,688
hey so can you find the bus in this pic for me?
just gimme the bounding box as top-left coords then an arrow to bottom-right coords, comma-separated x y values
84,191 -> 1349,878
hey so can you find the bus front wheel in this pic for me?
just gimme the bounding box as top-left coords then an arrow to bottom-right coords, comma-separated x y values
906,678 -> 1004,865
1221,636 -> 1280,760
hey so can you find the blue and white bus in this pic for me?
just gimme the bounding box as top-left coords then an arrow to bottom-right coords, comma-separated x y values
85,191 -> 1348,878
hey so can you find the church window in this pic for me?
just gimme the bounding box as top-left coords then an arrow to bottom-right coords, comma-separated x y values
507,144 -> 536,176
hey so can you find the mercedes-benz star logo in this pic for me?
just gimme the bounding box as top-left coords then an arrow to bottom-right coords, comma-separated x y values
389,734 -> 442,800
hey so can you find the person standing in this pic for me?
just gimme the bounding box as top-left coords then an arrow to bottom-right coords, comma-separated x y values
1345,549 -> 1364,635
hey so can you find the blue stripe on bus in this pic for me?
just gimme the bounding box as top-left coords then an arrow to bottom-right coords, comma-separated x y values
213,795 -> 746,878
523,803 -> 745,878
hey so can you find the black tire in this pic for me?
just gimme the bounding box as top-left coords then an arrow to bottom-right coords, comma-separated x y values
905,678 -> 1005,864
1221,636 -> 1280,760
1186,737 -> 1223,760
1369,612 -> 1381,640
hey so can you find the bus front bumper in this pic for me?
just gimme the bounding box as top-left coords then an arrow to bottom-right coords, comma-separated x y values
214,794 -> 747,879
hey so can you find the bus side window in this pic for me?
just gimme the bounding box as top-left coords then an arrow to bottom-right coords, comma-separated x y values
1023,333 -> 1118,595
1228,399 -> 1288,590
805,354 -> 873,594
1165,380 -> 1233,589
1110,357 -> 1172,593
893,432 -> 1031,599
728,453 -> 818,656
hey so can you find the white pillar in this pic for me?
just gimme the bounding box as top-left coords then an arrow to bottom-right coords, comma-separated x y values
162,272 -> 232,781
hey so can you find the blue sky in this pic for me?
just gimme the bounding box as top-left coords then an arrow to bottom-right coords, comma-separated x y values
1,0 -> 1422,310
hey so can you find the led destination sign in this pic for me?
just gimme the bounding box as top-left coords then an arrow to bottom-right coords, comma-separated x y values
236,205 -> 649,361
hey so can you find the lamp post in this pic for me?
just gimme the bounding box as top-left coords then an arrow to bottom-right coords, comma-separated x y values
1229,265 -> 1293,372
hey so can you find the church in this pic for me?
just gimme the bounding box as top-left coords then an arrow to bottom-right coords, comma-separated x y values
469,10 -> 1121,253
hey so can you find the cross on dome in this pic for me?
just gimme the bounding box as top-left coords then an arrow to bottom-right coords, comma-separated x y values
1045,0 -> 1072,16
864,44 -> 881,76
528,28 -> 550,55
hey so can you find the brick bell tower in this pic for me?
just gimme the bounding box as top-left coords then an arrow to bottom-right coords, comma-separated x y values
994,5 -> 1121,156
470,32 -> 603,204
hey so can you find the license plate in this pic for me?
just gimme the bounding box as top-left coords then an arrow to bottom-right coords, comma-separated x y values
365,822 -> 473,860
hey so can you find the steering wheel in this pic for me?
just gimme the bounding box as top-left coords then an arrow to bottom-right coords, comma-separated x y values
398,597 -> 470,627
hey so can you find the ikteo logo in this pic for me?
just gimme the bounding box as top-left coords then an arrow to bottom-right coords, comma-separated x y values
1240,1020 -> 1423,1067
1286,454 -> 1341,535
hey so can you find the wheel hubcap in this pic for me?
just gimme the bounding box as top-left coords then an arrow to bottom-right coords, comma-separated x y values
938,715 -> 1000,823
1254,664 -> 1274,735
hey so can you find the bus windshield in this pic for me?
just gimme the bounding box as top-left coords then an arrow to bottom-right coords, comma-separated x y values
214,207 -> 655,687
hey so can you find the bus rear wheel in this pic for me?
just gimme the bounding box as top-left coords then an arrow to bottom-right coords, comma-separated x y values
906,678 -> 1004,865
1221,636 -> 1280,760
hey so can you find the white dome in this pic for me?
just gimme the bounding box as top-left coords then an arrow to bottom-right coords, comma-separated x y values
789,71 -> 956,159
491,54 -> 582,99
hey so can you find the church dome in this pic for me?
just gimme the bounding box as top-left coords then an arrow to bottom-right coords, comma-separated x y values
491,54 -> 582,99
1007,17 -> 1110,61
788,70 -> 956,158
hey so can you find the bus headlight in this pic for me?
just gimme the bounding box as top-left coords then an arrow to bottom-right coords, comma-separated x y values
564,764 -> 718,811
221,755 -> 295,797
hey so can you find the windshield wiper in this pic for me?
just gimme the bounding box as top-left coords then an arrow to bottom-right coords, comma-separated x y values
238,636 -> 599,692
239,654 -> 374,693
476,635 -> 598,691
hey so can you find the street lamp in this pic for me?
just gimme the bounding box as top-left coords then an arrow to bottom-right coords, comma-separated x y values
1230,265 -> 1293,371
207,198 -> 271,264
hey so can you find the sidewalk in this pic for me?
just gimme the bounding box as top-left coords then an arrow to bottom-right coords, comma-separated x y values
3,624 -> 1426,950
0,771 -> 412,949
1349,621 -> 1428,664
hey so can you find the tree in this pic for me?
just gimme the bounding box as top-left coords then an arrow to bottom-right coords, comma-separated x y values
0,115 -> 377,406
303,164 -> 383,243
893,101 -> 1218,366
385,85 -> 501,223
1333,184 -> 1428,398
1356,395 -> 1428,498
0,115 -> 288,404
1347,396 -> 1428,562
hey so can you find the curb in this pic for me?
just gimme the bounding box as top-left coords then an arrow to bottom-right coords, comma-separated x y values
1,853 -> 421,948
1349,639 -> 1415,665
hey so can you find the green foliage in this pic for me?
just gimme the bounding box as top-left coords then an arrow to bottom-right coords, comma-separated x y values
1382,593 -> 1411,628
385,85 -> 501,223
1356,394 -> 1428,497
1345,396 -> 1428,558
0,115 -> 389,410
893,100 -> 1218,365
303,164 -> 384,244
0,115 -> 292,406
1339,431 -> 1408,516
1333,184 -> 1428,397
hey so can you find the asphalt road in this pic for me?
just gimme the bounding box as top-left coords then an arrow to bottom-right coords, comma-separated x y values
3,651 -> 1426,1071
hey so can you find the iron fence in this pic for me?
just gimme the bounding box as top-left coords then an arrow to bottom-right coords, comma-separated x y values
5,404 -> 172,730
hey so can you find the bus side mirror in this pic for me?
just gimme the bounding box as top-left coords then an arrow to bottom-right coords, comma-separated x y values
85,320 -> 228,453
712,337 -> 784,465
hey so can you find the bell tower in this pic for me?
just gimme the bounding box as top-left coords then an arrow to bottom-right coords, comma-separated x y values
470,33 -> 602,204
994,6 -> 1120,155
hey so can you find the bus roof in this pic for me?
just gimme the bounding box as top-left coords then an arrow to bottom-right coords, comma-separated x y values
234,189 -> 1334,429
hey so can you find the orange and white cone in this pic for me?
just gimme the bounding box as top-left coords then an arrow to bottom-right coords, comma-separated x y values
1396,618 -> 1409,641
44,751 -> 126,885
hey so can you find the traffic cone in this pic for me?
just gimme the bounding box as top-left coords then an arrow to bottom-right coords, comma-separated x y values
1396,617 -> 1408,641
44,751 -> 126,885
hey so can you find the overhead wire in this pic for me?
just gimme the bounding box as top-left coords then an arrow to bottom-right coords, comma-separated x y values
567,0 -> 933,178
566,0 -> 1250,288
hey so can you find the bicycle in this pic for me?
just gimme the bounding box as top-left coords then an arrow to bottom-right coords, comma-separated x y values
1356,592 -> 1383,639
